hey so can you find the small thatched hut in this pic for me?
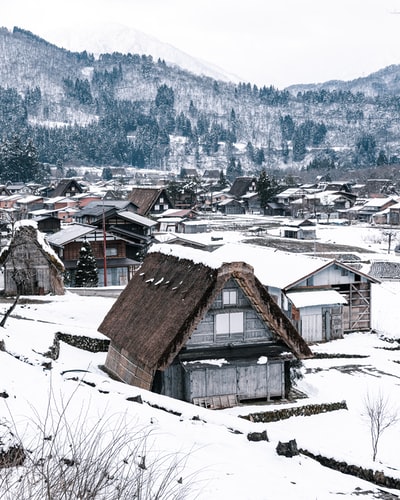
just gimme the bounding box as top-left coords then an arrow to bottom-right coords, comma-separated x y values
0,221 -> 65,296
99,247 -> 312,408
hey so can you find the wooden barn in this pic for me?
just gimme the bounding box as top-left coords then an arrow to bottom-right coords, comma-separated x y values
99,249 -> 312,408
212,244 -> 379,342
0,221 -> 65,296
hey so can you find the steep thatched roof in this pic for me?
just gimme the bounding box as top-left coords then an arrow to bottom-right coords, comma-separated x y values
0,220 -> 65,295
50,179 -> 83,197
228,177 -> 256,198
0,221 -> 64,273
127,187 -> 171,216
98,252 -> 312,374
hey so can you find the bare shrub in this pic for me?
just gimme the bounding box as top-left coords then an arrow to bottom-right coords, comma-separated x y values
1,387 -> 200,499
363,389 -> 399,462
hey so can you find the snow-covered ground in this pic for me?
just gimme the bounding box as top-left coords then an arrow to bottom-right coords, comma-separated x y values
1,222 -> 400,499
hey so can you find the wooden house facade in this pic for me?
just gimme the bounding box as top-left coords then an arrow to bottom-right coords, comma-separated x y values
47,223 -> 140,286
99,250 -> 312,408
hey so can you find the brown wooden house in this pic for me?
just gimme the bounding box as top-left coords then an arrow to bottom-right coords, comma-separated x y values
47,223 -> 140,287
0,221 -> 65,296
99,250 -> 312,408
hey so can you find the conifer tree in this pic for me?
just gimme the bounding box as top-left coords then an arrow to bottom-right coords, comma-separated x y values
75,242 -> 98,287
256,169 -> 280,210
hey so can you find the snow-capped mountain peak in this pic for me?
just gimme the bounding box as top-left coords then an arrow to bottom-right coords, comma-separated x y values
43,22 -> 242,83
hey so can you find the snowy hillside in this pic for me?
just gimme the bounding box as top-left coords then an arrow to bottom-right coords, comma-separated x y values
44,22 -> 242,83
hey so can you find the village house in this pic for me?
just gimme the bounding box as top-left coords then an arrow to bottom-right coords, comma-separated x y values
217,197 -> 245,215
73,200 -> 138,225
47,223 -> 140,286
348,197 -> 398,223
99,248 -> 312,408
388,201 -> 400,225
14,195 -> 45,215
32,215 -> 61,234
212,244 -> 378,343
227,176 -> 262,214
72,201 -> 155,259
0,220 -> 65,296
280,218 -> 316,240
44,178 -> 84,198
128,187 -> 174,217
156,208 -> 203,233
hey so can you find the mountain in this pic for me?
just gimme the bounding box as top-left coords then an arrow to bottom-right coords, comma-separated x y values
2,25 -> 400,178
286,64 -> 400,97
43,22 -> 242,84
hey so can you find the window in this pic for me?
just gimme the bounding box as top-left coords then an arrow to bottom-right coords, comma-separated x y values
215,312 -> 243,335
106,247 -> 118,257
159,197 -> 164,203
223,289 -> 237,305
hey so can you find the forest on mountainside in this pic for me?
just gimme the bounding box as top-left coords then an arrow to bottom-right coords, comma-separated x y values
2,26 -> 400,178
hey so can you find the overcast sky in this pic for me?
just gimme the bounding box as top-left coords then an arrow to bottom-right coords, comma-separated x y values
2,0 -> 400,88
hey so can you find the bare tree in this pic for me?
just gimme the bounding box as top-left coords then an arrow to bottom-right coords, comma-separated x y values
363,389 -> 399,462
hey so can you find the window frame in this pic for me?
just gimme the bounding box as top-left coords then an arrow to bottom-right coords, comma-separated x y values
215,311 -> 244,336
222,289 -> 238,306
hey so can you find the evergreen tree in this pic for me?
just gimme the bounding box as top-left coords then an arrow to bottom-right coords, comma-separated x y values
75,242 -> 98,287
355,133 -> 377,166
226,157 -> 243,182
256,169 -> 280,210
292,128 -> 307,162
376,150 -> 389,166
102,167 -> 113,180
0,136 -> 42,183
279,115 -> 295,141
218,170 -> 228,189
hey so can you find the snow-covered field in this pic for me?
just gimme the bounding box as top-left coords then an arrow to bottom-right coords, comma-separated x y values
1,222 -> 400,499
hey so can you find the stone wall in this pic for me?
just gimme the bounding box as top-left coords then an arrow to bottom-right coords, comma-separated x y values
240,401 -> 348,423
300,448 -> 400,490
56,332 -> 110,352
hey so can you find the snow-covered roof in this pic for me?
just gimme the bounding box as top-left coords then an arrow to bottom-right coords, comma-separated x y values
286,290 -> 347,308
361,197 -> 397,208
117,210 -> 157,227
0,220 -> 64,270
47,223 -> 97,246
149,243 -> 222,269
212,243 -> 332,289
151,242 -> 333,289
15,195 -> 43,204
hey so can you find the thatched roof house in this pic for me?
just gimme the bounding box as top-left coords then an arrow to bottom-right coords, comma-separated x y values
0,220 -> 65,296
99,248 -> 312,407
127,187 -> 173,216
